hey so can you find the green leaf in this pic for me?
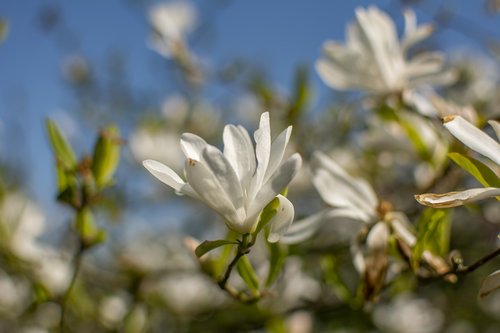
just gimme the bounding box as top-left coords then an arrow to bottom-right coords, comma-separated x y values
287,65 -> 310,124
195,239 -> 238,258
265,242 -> 287,288
411,208 -> 450,271
46,119 -> 77,170
448,152 -> 500,188
237,255 -> 260,293
253,197 -> 279,237
399,117 -> 432,162
91,125 -> 121,189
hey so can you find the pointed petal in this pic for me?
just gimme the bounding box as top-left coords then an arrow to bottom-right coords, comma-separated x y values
267,195 -> 295,243
444,116 -> 500,166
143,159 -> 185,192
402,9 -> 434,51
180,133 -> 208,160
265,126 -> 292,183
415,187 -> 500,208
247,153 -> 302,223
249,112 -> 272,201
223,124 -> 256,187
312,151 -> 378,215
480,270 -> 500,298
184,154 -> 246,231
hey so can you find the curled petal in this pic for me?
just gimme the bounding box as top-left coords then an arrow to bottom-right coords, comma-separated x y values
415,187 -> 500,208
265,126 -> 292,183
267,195 -> 295,243
250,112 -> 272,201
143,159 -> 185,192
488,120 -> 500,141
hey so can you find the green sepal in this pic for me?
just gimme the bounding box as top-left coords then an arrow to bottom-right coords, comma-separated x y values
195,239 -> 238,258
91,125 -> 121,189
411,208 -> 450,271
46,119 -> 77,170
237,255 -> 260,293
265,241 -> 287,288
448,152 -> 500,188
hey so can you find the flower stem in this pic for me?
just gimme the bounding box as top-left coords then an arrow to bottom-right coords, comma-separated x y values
59,240 -> 85,333
218,234 -> 250,290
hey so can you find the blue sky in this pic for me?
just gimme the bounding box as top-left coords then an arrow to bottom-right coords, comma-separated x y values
0,0 -> 498,216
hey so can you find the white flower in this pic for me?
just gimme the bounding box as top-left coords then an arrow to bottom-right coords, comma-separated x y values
415,116 -> 500,207
316,7 -> 453,95
148,1 -> 196,58
143,112 -> 302,241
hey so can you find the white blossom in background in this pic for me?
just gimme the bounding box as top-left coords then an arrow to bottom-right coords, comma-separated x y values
416,116 -> 500,207
143,112 -> 302,242
0,193 -> 71,296
373,293 -> 444,333
148,1 -> 196,58
316,6 -> 453,96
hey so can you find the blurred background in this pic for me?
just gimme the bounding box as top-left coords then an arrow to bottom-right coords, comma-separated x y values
0,0 -> 499,332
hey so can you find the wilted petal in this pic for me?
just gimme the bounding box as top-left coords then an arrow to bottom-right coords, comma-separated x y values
247,153 -> 302,223
480,270 -> 500,298
415,187 -> 500,208
444,116 -> 500,166
180,133 -> 208,160
143,159 -> 185,192
267,195 -> 295,243
223,124 -> 256,186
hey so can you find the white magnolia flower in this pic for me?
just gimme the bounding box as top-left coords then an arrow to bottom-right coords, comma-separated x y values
416,116 -> 500,207
316,6 -> 453,95
143,112 -> 302,241
148,2 -> 196,58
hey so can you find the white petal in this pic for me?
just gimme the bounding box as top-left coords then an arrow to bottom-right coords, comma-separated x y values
265,126 -> 292,183
247,153 -> 302,224
249,112 -> 272,201
444,116 -> 500,166
180,133 -> 208,160
488,120 -> 500,141
480,270 -> 500,298
143,159 -> 185,192
267,195 -> 295,243
366,222 -> 389,252
312,151 -> 378,215
280,211 -> 327,244
223,124 -> 256,187
201,145 -> 245,214
184,154 -> 246,231
415,187 -> 500,208
387,212 -> 416,246
281,207 -> 373,244
406,53 -> 445,78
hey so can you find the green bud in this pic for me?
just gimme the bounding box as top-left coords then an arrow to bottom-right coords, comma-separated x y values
46,119 -> 77,170
91,125 -> 121,190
